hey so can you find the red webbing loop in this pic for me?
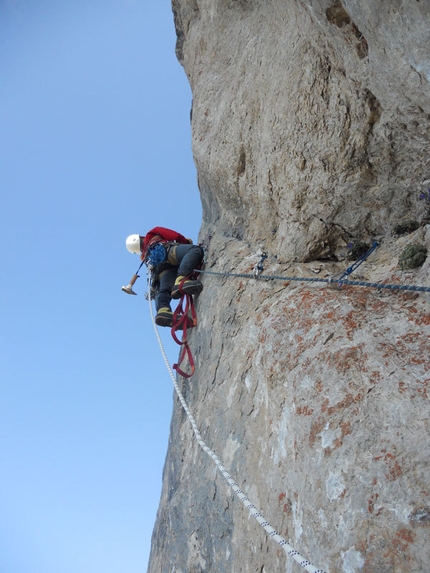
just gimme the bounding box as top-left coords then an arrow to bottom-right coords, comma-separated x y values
171,292 -> 197,378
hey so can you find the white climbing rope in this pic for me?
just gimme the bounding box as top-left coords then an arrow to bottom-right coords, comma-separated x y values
147,280 -> 327,573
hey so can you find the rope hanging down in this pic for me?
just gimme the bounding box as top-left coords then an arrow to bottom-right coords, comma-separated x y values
147,280 -> 327,573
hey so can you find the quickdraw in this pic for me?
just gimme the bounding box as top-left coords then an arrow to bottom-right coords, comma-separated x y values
254,251 -> 268,277
337,241 -> 379,287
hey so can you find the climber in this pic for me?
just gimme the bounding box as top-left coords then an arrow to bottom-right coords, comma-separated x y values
125,227 -> 204,327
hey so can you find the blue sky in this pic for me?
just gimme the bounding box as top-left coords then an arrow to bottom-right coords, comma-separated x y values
0,1 -> 201,571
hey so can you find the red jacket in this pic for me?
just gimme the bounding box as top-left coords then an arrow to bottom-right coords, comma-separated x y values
141,226 -> 190,259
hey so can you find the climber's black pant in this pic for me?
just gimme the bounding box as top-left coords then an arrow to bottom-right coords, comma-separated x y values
155,244 -> 203,311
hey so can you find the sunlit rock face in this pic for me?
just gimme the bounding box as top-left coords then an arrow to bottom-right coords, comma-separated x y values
147,2 -> 430,572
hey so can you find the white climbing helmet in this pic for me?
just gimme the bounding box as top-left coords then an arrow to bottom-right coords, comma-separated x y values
125,234 -> 141,254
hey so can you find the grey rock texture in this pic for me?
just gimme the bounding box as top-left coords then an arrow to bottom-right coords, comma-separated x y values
147,1 -> 430,572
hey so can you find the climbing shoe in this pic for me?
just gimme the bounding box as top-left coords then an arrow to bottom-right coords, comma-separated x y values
155,307 -> 184,329
155,307 -> 173,327
171,276 -> 203,299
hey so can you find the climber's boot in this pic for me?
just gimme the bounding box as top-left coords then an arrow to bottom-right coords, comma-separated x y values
155,307 -> 184,329
171,276 -> 203,299
155,307 -> 174,327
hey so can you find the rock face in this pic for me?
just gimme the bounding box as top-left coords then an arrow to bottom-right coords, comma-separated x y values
147,2 -> 430,572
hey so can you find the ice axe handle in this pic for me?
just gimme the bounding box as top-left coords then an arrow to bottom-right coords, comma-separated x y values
121,273 -> 139,295
129,274 -> 139,286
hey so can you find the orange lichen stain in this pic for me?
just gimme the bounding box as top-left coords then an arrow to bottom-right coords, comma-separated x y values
398,528 -> 415,543
370,370 -> 382,383
278,494 -> 292,514
410,354 -> 429,367
343,310 -> 361,339
380,527 -> 417,564
327,422 -> 351,452
325,390 -> 365,416
412,311 -> 430,326
355,539 -> 368,554
324,344 -> 366,374
296,405 -> 314,416
353,295 -> 367,308
315,379 -> 323,393
368,493 -> 379,513
398,378 -> 429,399
380,349 -> 392,361
340,421 -> 352,437
309,416 -> 326,447
384,453 -> 403,481
392,528 -> 416,552
400,332 -> 420,344
417,384 -> 429,399
258,330 -> 267,344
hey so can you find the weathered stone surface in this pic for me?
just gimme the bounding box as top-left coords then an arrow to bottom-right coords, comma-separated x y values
148,1 -> 430,572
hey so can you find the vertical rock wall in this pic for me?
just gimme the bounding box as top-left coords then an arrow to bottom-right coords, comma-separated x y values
147,1 -> 430,572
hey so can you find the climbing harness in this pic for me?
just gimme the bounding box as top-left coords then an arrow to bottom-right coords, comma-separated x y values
171,291 -> 197,378
337,241 -> 379,287
147,283 -> 327,573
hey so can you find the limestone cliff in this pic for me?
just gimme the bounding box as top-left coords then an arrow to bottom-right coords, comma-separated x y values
147,1 -> 430,572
